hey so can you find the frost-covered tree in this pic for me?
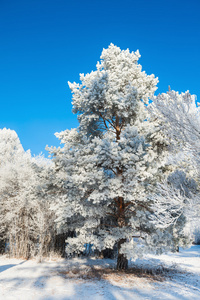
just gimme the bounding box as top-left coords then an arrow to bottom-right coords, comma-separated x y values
0,128 -> 30,254
150,171 -> 198,250
149,90 -> 200,178
149,90 -> 200,243
0,128 -> 55,258
34,157 -> 75,258
49,44 -> 188,269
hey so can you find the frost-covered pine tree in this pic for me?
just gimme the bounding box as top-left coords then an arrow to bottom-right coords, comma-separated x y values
49,44 -> 188,269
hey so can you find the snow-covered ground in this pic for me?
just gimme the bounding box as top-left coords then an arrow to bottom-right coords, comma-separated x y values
0,246 -> 200,300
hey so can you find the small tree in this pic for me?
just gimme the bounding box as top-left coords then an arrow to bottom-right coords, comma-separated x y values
49,44 -> 188,269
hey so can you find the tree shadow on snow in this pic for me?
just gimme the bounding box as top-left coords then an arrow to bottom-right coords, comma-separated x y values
0,261 -> 25,273
0,256 -> 199,300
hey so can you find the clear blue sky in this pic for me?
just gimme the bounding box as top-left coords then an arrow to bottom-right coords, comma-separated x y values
0,0 -> 200,156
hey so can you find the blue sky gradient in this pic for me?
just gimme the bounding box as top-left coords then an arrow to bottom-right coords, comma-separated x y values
0,0 -> 200,156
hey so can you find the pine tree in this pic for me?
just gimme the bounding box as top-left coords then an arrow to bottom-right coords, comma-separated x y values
49,44 -> 188,269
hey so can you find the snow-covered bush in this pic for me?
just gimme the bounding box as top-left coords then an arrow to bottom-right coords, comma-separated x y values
193,227 -> 200,245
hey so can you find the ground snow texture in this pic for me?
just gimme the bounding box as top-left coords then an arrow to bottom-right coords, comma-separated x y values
0,246 -> 200,300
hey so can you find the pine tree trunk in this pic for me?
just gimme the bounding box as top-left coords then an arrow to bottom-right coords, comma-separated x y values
117,252 -> 128,270
116,196 -> 128,270
115,115 -> 128,270
117,239 -> 128,270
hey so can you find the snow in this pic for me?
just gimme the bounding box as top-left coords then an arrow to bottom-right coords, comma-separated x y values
0,246 -> 200,300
